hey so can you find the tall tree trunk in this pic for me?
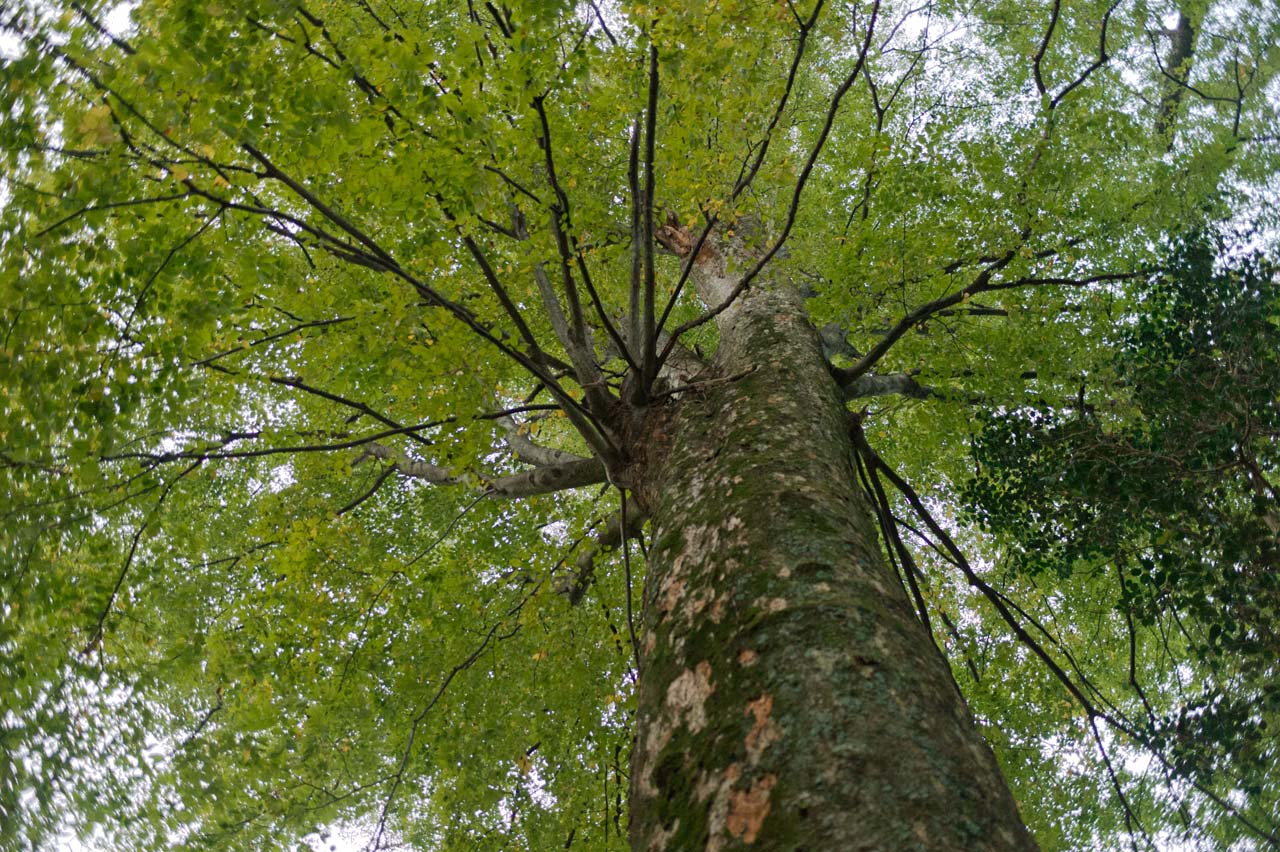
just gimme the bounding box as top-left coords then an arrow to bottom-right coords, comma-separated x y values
630,285 -> 1037,851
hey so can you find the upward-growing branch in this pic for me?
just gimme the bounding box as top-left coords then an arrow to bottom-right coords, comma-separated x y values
237,144 -> 617,461
1155,11 -> 1198,140
640,41 -> 661,400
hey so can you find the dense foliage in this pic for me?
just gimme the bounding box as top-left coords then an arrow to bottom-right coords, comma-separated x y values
961,235 -> 1280,846
1,0 -> 1278,849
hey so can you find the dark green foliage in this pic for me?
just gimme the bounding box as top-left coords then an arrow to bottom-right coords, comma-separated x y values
964,233 -> 1280,795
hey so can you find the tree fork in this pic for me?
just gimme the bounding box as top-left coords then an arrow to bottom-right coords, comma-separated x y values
630,285 -> 1037,851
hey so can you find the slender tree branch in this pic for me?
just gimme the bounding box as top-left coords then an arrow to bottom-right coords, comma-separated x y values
648,0 -> 825,359
235,144 -> 613,457
368,616 -> 510,851
1048,0 -> 1117,110
1032,0 -> 1062,97
336,465 -> 397,516
627,117 -> 644,367
528,98 -> 633,378
33,192 -> 191,238
731,0 -> 826,199
83,460 -> 202,655
194,315 -> 354,367
836,265 -> 1143,386
69,1 -> 135,53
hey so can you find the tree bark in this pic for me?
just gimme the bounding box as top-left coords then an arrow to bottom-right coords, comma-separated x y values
630,285 -> 1037,850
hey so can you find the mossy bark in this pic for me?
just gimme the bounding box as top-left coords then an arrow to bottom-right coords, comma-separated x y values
630,286 -> 1037,851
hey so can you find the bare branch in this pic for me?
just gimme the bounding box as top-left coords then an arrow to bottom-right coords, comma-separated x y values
365,444 -> 606,498
336,465 -> 397,516
731,0 -> 827,199
1048,0 -> 1118,110
496,415 -> 592,468
627,117 -> 644,366
484,457 -> 606,497
835,258 -> 1150,386
33,191 -> 191,238
556,501 -> 648,606
1154,11 -> 1198,139
369,616 -> 510,851
528,98 -> 634,377
194,315 -> 354,367
70,1 -> 135,54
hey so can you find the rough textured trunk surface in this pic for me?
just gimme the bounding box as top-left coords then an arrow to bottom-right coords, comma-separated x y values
630,286 -> 1037,851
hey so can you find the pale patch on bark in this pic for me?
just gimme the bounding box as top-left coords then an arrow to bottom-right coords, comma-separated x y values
704,762 -> 742,852
709,594 -> 725,623
685,585 -> 715,623
703,695 -> 782,848
667,660 -> 715,733
637,661 -> 716,797
752,596 -> 789,614
744,694 -> 782,763
646,818 -> 680,852
725,774 -> 777,844
658,575 -> 686,618
872,630 -> 897,658
806,647 -> 841,675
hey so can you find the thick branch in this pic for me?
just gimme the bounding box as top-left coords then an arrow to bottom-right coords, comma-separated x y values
485,457 -> 606,497
496,415 -> 593,468
1155,11 -> 1198,139
556,503 -> 649,605
366,444 -> 605,498
842,372 -> 934,400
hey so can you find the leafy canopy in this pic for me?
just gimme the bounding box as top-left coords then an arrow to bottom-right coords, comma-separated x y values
1,0 -> 1278,849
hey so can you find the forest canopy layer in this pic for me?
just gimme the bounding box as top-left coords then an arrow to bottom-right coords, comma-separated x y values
1,0 -> 1278,849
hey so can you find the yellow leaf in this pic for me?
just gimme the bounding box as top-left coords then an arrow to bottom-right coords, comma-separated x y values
171,165 -> 191,182
77,105 -> 117,146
